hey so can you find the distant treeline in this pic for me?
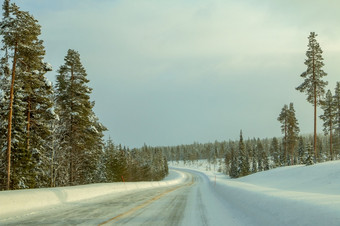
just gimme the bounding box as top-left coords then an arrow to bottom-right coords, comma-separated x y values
161,132 -> 338,178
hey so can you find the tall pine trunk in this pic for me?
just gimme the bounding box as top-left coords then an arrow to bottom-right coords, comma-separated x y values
313,52 -> 317,161
330,121 -> 333,160
26,95 -> 31,152
284,118 -> 287,163
69,66 -> 74,185
6,44 -> 18,190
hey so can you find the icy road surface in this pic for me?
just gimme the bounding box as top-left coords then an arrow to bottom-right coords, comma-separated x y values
1,170 -> 249,226
3,163 -> 340,226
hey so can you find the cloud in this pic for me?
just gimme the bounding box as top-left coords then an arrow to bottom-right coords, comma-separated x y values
10,0 -> 340,147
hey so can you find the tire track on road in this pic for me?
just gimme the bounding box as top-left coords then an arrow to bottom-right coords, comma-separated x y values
98,175 -> 194,226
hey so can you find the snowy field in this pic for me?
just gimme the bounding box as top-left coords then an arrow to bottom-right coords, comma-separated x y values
1,160 -> 340,225
171,160 -> 340,225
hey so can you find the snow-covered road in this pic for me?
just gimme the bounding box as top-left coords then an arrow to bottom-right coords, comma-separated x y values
2,162 -> 340,225
109,169 -> 250,226
1,170 -> 248,226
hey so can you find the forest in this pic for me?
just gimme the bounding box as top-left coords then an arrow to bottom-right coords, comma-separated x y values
0,1 -> 168,190
161,31 -> 339,178
1,0 -> 338,191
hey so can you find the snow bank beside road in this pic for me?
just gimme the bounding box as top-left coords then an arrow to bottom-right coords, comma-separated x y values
174,160 -> 340,226
0,170 -> 186,219
214,177 -> 340,225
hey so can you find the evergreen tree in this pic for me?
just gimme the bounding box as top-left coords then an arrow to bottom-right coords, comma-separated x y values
270,137 -> 280,167
0,0 -> 52,189
261,148 -> 269,171
55,49 -> 104,186
238,130 -> 249,177
320,90 -> 336,160
251,146 -> 257,173
287,103 -> 300,164
297,137 -> 305,164
333,82 -> 340,159
278,103 -> 300,164
296,32 -> 328,160
229,146 -> 239,178
256,138 -> 269,171
105,141 -> 127,182
278,104 -> 289,162
305,143 -> 314,166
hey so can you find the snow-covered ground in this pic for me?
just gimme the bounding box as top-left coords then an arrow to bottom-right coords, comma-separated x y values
0,170 -> 187,220
1,160 -> 340,225
171,160 -> 340,225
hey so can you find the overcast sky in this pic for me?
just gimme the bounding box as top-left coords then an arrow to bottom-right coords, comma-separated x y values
12,0 -> 340,148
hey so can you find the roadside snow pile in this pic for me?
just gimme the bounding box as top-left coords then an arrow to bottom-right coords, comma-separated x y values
237,160 -> 340,195
174,160 -> 340,226
0,170 -> 186,219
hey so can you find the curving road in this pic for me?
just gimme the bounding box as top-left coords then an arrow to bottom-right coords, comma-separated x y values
2,169 -> 250,226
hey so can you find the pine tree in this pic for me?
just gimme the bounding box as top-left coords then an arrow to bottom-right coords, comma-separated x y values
0,0 -> 50,189
55,49 -> 104,186
320,90 -> 336,160
278,103 -> 300,165
278,104 -> 289,162
296,32 -> 328,160
83,111 -> 106,183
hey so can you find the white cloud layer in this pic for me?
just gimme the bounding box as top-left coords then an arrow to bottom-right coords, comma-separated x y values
12,0 -> 340,147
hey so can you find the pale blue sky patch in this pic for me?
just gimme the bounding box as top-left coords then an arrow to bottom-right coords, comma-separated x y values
10,0 -> 340,147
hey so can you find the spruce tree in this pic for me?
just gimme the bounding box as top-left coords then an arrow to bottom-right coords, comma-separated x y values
270,137 -> 280,167
297,137 -> 305,164
115,146 -> 127,182
320,90 -> 336,160
333,83 -> 340,159
287,103 -> 300,164
296,32 -> 328,160
305,143 -> 314,166
229,146 -> 239,178
238,130 -> 250,177
251,146 -> 257,173
256,138 -> 268,171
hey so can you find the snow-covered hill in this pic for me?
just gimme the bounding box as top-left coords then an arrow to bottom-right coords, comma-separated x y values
172,160 -> 340,225
170,159 -> 340,194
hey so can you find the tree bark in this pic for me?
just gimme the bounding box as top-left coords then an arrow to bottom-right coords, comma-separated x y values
314,86 -> 317,160
313,51 -> 317,161
284,118 -> 287,163
69,65 -> 74,185
6,44 -> 18,190
330,121 -> 333,160
26,95 -> 31,152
